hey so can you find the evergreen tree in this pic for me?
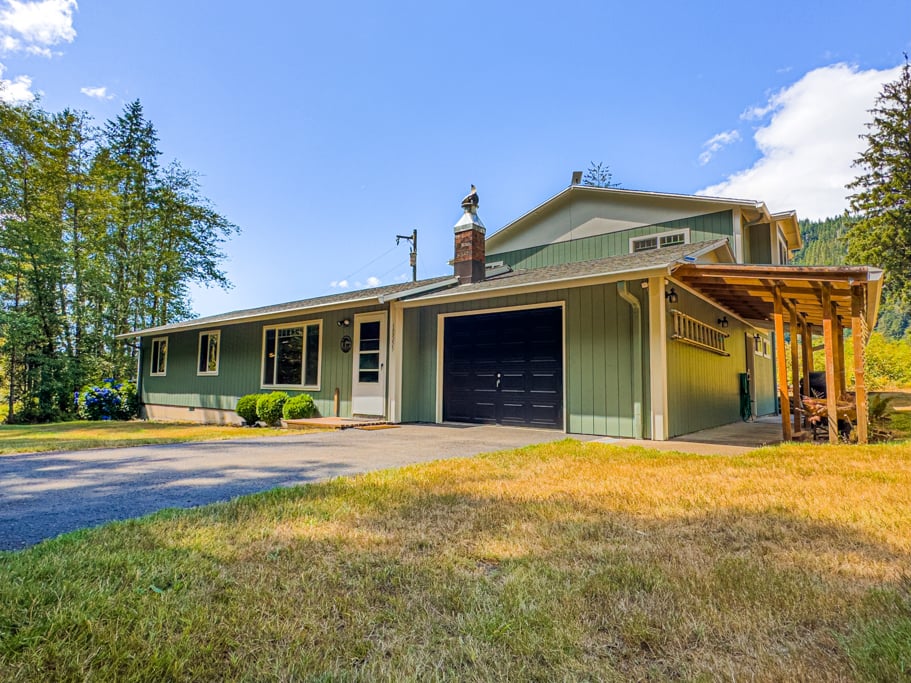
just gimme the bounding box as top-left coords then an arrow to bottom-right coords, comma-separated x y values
582,161 -> 620,188
846,59 -> 911,307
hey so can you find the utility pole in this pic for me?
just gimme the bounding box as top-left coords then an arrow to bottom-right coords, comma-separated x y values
396,229 -> 418,282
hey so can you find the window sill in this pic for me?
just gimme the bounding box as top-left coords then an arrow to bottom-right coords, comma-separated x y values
261,384 -> 320,392
197,371 -> 219,377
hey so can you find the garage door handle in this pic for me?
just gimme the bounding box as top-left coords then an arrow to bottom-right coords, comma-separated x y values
496,372 -> 501,389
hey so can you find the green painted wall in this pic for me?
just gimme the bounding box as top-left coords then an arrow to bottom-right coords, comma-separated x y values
141,304 -> 386,418
487,211 -> 733,270
746,223 -> 772,264
665,289 -> 751,438
401,281 -> 652,438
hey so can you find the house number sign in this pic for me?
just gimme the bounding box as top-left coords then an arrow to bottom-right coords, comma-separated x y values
340,335 -> 352,353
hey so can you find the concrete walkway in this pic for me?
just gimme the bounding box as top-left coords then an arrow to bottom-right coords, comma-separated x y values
0,424 -> 589,551
595,416 -> 784,455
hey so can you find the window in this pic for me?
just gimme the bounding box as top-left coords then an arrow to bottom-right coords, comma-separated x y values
262,321 -> 321,389
197,330 -> 220,375
630,229 -> 690,253
754,335 -> 771,358
150,337 -> 168,376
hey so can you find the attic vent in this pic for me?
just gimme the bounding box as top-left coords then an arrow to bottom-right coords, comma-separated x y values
630,228 -> 690,253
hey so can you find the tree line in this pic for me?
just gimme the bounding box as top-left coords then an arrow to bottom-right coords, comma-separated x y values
0,99 -> 238,422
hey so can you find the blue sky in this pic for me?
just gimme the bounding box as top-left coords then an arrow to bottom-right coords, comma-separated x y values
1,1 -> 909,317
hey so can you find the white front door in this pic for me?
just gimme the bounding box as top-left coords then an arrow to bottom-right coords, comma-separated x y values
351,312 -> 387,416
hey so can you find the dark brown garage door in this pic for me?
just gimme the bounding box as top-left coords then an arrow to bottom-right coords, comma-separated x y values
443,307 -> 563,429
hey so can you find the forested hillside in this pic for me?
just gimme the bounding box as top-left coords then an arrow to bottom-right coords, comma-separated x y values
0,99 -> 238,422
793,216 -> 907,338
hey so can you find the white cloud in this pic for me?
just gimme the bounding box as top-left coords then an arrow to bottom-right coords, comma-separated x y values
0,0 -> 76,52
0,62 -> 32,101
365,276 -> 381,287
699,63 -> 902,220
80,85 -> 112,100
330,279 -> 350,289
698,129 -> 740,165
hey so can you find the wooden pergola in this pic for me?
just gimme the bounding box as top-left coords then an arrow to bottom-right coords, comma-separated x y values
671,264 -> 884,444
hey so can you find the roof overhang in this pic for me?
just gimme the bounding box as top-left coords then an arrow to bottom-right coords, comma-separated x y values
670,263 -> 884,330
771,210 -> 802,251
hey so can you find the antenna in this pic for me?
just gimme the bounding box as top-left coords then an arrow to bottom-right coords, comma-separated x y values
395,229 -> 418,282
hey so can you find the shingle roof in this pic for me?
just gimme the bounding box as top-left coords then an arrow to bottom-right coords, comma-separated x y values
406,239 -> 730,302
120,239 -> 729,336
118,275 -> 456,337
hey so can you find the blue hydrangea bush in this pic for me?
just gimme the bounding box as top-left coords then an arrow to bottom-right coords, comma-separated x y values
75,379 -> 139,421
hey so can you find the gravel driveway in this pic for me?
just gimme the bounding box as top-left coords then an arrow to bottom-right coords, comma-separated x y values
1,424 -> 587,551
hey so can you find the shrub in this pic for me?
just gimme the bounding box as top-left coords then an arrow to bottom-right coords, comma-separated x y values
235,394 -> 260,425
256,391 -> 289,426
283,394 -> 317,420
75,379 -> 139,421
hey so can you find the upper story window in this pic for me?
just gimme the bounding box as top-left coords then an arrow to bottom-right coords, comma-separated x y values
150,337 -> 168,376
262,320 -> 321,389
197,330 -> 221,375
778,229 -> 790,265
630,228 -> 690,253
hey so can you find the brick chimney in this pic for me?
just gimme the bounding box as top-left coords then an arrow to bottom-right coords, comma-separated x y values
453,184 -> 486,283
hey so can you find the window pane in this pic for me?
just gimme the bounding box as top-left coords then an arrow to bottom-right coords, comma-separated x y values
276,327 -> 303,385
359,353 -> 380,370
305,324 -> 319,386
359,370 -> 379,383
263,329 -> 276,384
198,334 -> 210,372
153,340 -> 167,374
360,321 -> 380,345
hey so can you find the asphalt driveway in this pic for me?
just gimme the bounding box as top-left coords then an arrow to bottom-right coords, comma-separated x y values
0,424 -> 588,551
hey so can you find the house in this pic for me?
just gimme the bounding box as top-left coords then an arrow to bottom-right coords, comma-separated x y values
120,179 -> 883,442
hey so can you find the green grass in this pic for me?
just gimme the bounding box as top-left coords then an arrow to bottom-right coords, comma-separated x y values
0,420 -> 303,455
1,439 -> 910,681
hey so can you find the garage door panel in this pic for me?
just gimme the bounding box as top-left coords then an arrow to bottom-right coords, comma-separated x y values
443,307 -> 563,429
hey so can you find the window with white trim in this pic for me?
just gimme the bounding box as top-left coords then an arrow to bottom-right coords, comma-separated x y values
150,337 -> 168,376
630,228 -> 690,253
262,321 -> 321,389
197,330 -> 221,375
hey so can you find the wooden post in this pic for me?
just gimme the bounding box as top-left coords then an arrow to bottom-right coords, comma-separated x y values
788,302 -> 801,435
836,318 -> 847,397
773,286 -> 792,441
801,317 -> 812,399
822,285 -> 839,444
852,286 -> 869,444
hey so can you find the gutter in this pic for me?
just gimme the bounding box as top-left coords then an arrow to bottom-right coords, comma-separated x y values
617,281 -> 643,439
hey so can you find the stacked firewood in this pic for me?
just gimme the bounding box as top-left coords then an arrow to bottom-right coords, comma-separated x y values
801,394 -> 856,440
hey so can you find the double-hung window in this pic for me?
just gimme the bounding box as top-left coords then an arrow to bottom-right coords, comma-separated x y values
262,321 -> 321,389
150,337 -> 168,376
197,330 -> 221,375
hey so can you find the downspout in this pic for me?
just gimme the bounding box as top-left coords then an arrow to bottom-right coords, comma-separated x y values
135,338 -> 143,419
617,282 -> 643,439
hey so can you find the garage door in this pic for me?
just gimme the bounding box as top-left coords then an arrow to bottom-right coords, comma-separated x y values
443,307 -> 563,429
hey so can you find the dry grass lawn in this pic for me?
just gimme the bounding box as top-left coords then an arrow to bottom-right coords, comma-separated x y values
1,440 -> 909,681
0,420 -> 302,455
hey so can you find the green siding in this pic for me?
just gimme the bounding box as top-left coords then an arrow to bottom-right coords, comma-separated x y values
401,281 -> 650,438
665,289 -> 750,438
488,210 -> 733,270
141,305 -> 386,418
746,223 -> 772,264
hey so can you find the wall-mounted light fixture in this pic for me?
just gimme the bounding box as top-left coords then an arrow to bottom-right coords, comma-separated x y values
665,287 -> 679,304
337,318 -> 351,328
754,333 -> 762,342
717,316 -> 729,329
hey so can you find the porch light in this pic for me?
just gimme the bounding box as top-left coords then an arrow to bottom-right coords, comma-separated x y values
717,316 -> 729,329
337,318 -> 351,328
665,287 -> 679,304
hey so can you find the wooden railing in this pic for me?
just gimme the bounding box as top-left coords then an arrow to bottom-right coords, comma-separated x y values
670,309 -> 730,356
